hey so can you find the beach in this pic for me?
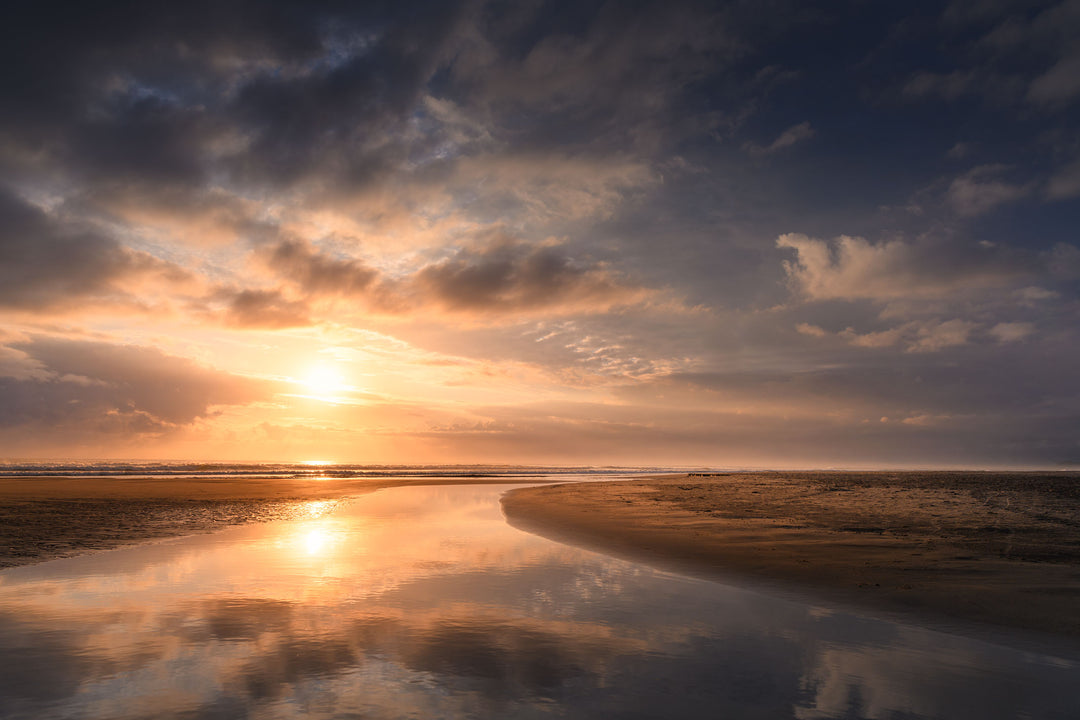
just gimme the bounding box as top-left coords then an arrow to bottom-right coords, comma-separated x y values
501,472 -> 1080,639
6,480 -> 1077,719
0,473 -> 541,568
7,469 -> 1080,641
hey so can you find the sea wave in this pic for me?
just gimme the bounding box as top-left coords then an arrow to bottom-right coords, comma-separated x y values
0,461 -> 684,479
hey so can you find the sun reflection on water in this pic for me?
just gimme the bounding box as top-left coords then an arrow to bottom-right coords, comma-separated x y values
274,500 -> 351,561
305,528 -> 329,555
304,500 -> 338,518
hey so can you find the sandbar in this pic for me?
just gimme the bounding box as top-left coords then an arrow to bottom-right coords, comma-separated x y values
501,472 -> 1080,639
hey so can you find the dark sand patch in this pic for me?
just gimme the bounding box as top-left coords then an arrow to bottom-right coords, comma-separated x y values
501,472 -> 1080,639
0,475 -> 532,568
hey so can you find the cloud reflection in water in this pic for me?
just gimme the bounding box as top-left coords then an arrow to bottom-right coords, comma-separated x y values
0,484 -> 1076,719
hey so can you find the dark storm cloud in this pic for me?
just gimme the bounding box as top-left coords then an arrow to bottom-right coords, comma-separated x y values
266,239 -> 379,296
0,187 -> 181,310
259,234 -> 656,318
442,0 -> 737,153
1,0 -> 467,194
0,0 -> 735,202
64,96 -> 214,187
0,337 -> 272,433
212,288 -> 313,329
1,1 -> 322,186
3,0 -> 1075,238
412,237 -> 652,313
226,2 -> 468,189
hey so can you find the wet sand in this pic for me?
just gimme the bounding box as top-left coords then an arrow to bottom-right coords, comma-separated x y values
0,474 -> 532,568
502,472 -> 1080,639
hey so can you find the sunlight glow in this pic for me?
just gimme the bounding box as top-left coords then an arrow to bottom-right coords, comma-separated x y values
305,528 -> 328,555
301,364 -> 346,397
304,500 -> 337,518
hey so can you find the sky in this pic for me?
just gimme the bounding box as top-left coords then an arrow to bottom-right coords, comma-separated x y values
1,0 -> 1078,467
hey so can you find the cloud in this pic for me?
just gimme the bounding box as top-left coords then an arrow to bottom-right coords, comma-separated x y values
0,345 -> 50,382
81,184 -> 277,247
0,187 -> 182,310
946,165 -> 1028,217
0,0 -> 710,214
945,142 -> 972,160
895,1 -> 1080,108
412,239 -> 653,315
989,321 -> 1034,343
223,5 -> 466,190
0,337 -> 272,435
837,319 -> 977,353
777,233 -> 1018,302
1028,52 -> 1080,103
1015,285 -> 1058,303
260,234 -> 659,321
840,325 -> 907,349
0,1 -> 1077,466
446,1 -> 737,152
265,239 -> 379,296
795,323 -> 826,337
409,374 -> 1080,466
211,288 -> 312,329
64,95 -> 216,187
447,153 -> 655,222
743,121 -> 814,156
902,70 -> 981,101
1045,248 -> 1080,290
1046,158 -> 1080,199
1,2 -> 461,175
907,318 -> 977,352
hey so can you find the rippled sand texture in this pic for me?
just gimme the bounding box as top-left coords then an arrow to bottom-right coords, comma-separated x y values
0,498 -> 335,568
502,472 -> 1080,638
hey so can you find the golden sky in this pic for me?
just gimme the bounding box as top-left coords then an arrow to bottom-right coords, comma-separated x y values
2,1 -> 1079,466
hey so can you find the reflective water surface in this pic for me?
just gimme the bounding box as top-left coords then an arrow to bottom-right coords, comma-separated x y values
0,484 -> 1077,719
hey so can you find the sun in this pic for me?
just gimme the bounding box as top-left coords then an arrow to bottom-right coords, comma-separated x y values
300,364 -> 346,397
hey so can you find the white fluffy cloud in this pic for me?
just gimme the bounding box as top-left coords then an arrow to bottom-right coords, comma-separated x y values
777,233 -> 1015,302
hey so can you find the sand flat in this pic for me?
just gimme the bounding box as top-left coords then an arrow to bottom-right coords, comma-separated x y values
501,472 -> 1080,638
0,474 -> 534,568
